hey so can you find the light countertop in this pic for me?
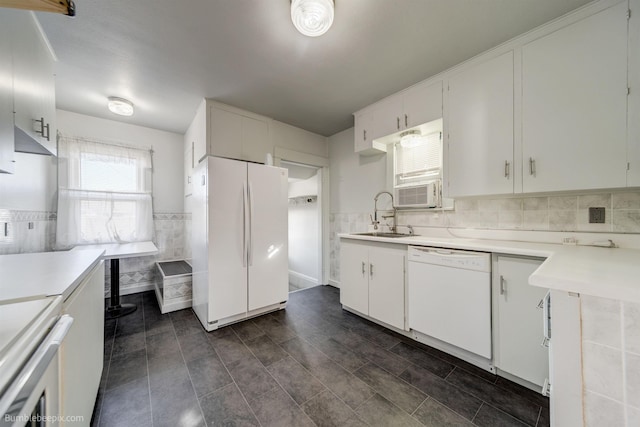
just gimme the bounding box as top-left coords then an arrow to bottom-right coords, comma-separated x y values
339,233 -> 640,303
71,241 -> 158,259
0,249 -> 105,302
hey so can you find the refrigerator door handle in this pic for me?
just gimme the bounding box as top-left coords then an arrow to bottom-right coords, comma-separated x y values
243,181 -> 248,268
248,181 -> 254,267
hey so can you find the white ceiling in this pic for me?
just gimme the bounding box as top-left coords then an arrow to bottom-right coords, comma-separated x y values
36,0 -> 593,137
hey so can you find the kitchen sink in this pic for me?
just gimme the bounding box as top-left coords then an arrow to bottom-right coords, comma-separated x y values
353,232 -> 416,238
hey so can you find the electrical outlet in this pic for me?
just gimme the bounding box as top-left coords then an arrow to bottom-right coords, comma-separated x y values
589,207 -> 606,224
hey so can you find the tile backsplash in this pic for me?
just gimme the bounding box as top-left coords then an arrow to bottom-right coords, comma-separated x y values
399,191 -> 640,233
0,209 -> 192,296
329,190 -> 640,284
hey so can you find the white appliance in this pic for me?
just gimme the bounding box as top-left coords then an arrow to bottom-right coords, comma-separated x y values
192,156 -> 289,331
0,296 -> 73,426
408,246 -> 492,363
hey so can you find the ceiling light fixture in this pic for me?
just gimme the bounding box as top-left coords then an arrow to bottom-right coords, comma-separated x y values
291,0 -> 334,37
399,130 -> 423,148
107,96 -> 134,116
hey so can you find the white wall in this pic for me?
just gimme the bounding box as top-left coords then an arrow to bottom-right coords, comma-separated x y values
0,152 -> 57,211
329,127 -> 387,214
288,174 -> 319,282
56,110 -> 184,212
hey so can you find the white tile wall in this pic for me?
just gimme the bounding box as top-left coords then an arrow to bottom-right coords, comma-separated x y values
394,190 -> 640,233
331,191 -> 640,284
0,209 -> 192,297
583,391 -> 625,427
581,296 -> 640,427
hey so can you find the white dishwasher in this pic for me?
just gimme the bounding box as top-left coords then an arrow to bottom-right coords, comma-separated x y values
408,246 -> 492,359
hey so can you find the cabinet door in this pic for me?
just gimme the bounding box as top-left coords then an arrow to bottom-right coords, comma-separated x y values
372,94 -> 403,140
354,110 -> 385,155
0,11 -> 14,173
522,2 -> 628,193
368,246 -> 405,330
339,241 -> 369,315
495,256 -> 548,387
403,80 -> 443,129
12,11 -> 55,155
60,261 -> 104,425
241,115 -> 270,164
446,51 -> 514,197
210,105 -> 243,161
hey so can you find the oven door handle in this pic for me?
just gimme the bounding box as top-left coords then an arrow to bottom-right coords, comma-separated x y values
1,315 -> 74,424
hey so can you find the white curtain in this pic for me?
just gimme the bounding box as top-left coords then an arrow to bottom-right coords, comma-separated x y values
56,135 -> 154,249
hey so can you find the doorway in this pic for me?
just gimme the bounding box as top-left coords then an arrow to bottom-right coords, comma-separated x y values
281,161 -> 322,292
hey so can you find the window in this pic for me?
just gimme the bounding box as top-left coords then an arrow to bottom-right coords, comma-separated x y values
394,131 -> 442,188
56,135 -> 153,248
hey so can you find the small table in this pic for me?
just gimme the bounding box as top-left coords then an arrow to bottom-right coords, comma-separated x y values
72,241 -> 158,319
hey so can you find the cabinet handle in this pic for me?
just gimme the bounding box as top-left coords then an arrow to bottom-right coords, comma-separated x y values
542,378 -> 551,397
43,123 -> 50,141
499,275 -> 506,295
187,176 -> 191,184
34,117 -> 45,138
504,161 -> 510,178
191,141 -> 195,168
537,299 -> 544,309
404,114 -> 408,127
363,129 -> 367,141
362,261 -> 366,276
529,157 -> 536,176
369,263 -> 374,277
396,117 -> 400,130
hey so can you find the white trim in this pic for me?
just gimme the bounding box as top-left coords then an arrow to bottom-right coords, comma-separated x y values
329,279 -> 340,288
288,270 -> 319,289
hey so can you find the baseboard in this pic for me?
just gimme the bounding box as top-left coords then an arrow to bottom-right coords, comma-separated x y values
289,270 -> 319,289
105,282 -> 155,298
328,279 -> 340,288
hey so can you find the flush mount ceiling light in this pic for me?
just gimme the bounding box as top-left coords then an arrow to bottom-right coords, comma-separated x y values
291,0 -> 334,37
107,97 -> 134,116
400,130 -> 423,148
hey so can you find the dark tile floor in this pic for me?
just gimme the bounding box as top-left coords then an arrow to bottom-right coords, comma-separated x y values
92,286 -> 549,427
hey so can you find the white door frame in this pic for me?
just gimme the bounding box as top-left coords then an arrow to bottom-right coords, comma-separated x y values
274,147 -> 330,286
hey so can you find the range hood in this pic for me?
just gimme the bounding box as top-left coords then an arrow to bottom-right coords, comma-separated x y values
14,125 -> 56,156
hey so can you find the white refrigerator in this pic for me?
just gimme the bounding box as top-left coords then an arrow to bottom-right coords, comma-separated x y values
192,156 -> 289,331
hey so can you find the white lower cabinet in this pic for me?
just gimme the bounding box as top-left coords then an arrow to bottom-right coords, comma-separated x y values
339,240 -> 406,330
59,261 -> 105,425
493,255 -> 548,389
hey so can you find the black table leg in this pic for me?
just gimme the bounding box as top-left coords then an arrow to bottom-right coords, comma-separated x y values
105,258 -> 137,319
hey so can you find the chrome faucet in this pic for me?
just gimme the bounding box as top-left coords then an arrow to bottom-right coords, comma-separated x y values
373,191 -> 397,232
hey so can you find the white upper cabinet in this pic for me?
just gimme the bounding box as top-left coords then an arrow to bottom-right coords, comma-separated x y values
445,51 -> 514,198
0,13 -> 14,174
521,1 -> 628,193
187,100 -> 272,166
372,93 -> 403,141
403,80 -> 443,129
12,11 -> 56,156
354,80 -> 442,155
208,103 -> 270,164
354,109 -> 386,155
0,9 -> 56,163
